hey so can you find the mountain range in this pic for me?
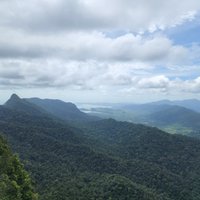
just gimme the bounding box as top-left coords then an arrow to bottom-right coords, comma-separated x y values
81,99 -> 200,137
1,94 -> 200,199
26,97 -> 99,121
149,99 -> 200,112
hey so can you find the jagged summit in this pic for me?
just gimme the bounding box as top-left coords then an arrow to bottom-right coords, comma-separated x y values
10,93 -> 20,100
4,94 -> 47,116
4,93 -> 22,107
3,94 -> 98,121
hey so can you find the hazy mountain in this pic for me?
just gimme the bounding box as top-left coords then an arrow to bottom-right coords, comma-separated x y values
26,97 -> 99,121
112,99 -> 200,116
149,99 -> 200,113
84,101 -> 200,136
150,105 -> 200,128
121,103 -> 172,115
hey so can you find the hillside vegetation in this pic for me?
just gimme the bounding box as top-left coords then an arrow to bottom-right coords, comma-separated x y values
1,94 -> 200,199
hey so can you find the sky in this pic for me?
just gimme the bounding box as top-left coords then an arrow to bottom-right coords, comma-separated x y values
0,0 -> 200,103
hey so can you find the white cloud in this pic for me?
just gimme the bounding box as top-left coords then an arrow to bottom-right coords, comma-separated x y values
0,59 -> 145,89
0,29 -> 189,64
0,0 -> 200,101
0,58 -> 199,95
137,75 -> 170,89
0,0 -> 199,32
179,77 -> 200,93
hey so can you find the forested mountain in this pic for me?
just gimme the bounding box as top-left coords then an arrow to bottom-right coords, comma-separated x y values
1,95 -> 200,199
4,94 -> 47,117
0,135 -> 38,200
26,97 -> 99,121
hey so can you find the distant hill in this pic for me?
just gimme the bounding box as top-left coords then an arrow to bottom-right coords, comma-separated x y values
149,99 -> 200,113
150,105 -> 200,128
121,103 -> 172,115
120,99 -> 200,115
26,97 -> 99,121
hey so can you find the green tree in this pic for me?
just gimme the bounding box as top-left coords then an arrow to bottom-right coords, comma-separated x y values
0,135 -> 38,200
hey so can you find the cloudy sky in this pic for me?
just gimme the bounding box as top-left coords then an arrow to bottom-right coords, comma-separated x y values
0,0 -> 200,103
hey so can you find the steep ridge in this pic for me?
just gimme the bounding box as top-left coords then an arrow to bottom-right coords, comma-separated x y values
26,97 -> 99,121
4,94 -> 47,116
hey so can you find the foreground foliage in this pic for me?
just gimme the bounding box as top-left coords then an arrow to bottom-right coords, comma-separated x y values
0,135 -> 38,200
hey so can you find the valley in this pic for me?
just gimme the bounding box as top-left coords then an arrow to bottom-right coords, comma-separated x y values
78,100 -> 200,137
